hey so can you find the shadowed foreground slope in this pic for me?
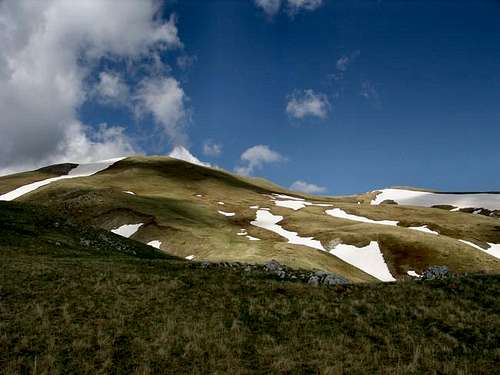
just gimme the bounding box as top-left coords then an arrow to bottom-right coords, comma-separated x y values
0,202 -> 499,374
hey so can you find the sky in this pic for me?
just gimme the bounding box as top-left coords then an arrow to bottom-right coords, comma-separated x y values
1,0 -> 500,195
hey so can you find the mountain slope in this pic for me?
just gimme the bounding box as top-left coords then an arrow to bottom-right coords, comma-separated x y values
2,201 -> 499,373
0,156 -> 499,282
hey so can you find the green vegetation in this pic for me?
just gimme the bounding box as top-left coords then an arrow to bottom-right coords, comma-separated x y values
1,202 -> 499,374
1,156 -> 495,281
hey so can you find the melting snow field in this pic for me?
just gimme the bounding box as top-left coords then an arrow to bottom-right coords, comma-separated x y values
111,223 -> 143,238
271,194 -> 333,211
0,158 -> 125,201
329,241 -> 396,282
185,255 -> 195,260
371,188 -> 500,210
325,208 -> 399,226
251,210 -> 325,251
218,210 -> 235,217
147,240 -> 161,249
459,240 -> 500,259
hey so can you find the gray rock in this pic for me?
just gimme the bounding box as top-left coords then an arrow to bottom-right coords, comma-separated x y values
422,266 -> 450,280
308,276 -> 320,285
314,271 -> 329,278
265,259 -> 282,272
276,270 -> 286,279
200,261 -> 211,269
322,274 -> 348,285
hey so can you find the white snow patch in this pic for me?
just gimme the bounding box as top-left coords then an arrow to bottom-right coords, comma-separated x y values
195,194 -> 203,197
124,191 -> 135,195
473,209 -> 481,214
450,207 -> 460,212
246,235 -> 260,241
325,208 -> 399,226
329,241 -> 396,282
250,210 -> 324,251
371,188 -> 500,211
273,194 -> 304,201
147,240 -> 162,249
111,223 -> 143,238
459,240 -> 500,259
217,201 -> 225,205
185,255 -> 195,260
169,146 -> 210,167
275,200 -> 309,210
237,229 -> 248,236
408,225 -> 439,235
407,270 -> 421,278
0,158 -> 125,201
249,205 -> 259,209
218,210 -> 235,217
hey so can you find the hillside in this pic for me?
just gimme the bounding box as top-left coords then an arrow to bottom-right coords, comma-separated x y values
1,201 -> 499,374
0,156 -> 499,283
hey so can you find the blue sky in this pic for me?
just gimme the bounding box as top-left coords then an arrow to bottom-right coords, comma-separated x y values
2,0 -> 500,194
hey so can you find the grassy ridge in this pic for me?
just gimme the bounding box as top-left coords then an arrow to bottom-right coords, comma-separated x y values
1,202 -> 499,374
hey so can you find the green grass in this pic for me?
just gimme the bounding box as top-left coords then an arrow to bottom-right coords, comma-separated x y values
1,156 -> 499,281
0,202 -> 499,374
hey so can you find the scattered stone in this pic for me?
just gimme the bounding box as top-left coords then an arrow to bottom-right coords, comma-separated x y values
265,260 -> 282,272
322,274 -> 348,285
308,276 -> 320,285
422,266 -> 450,280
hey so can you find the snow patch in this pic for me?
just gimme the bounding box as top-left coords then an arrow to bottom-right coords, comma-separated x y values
111,223 -> 143,238
250,210 -> 324,251
185,255 -> 195,260
459,240 -> 500,259
124,191 -> 135,195
407,270 -> 421,278
371,188 -> 500,211
273,194 -> 304,201
217,201 -> 225,205
325,208 -> 399,226
408,225 -> 438,235
246,235 -> 260,241
169,146 -> 210,167
0,157 -> 125,201
147,240 -> 161,249
249,205 -> 259,209
329,241 -> 396,282
218,210 -> 235,217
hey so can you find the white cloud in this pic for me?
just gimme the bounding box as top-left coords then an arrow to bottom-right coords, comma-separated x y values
255,0 -> 322,17
0,0 -> 182,173
255,0 -> 282,17
290,180 -> 326,194
203,140 -> 222,157
169,145 -> 210,167
95,72 -> 129,105
333,50 -> 360,80
286,89 -> 330,119
135,77 -> 188,146
287,0 -> 323,14
235,145 -> 285,176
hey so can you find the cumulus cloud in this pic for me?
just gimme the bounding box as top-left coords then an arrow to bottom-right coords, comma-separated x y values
94,72 -> 129,105
289,180 -> 326,194
0,0 -> 183,174
286,89 -> 330,120
135,77 -> 188,146
203,140 -> 222,157
235,145 -> 285,176
254,0 -> 322,17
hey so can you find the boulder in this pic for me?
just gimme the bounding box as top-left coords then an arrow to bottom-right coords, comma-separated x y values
422,266 -> 450,280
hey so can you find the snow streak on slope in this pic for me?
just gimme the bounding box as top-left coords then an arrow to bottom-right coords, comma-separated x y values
409,225 -> 438,235
329,241 -> 396,282
459,240 -> 500,259
371,188 -> 500,210
325,208 -> 399,226
111,223 -> 143,238
251,210 -> 325,251
0,158 -> 125,201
